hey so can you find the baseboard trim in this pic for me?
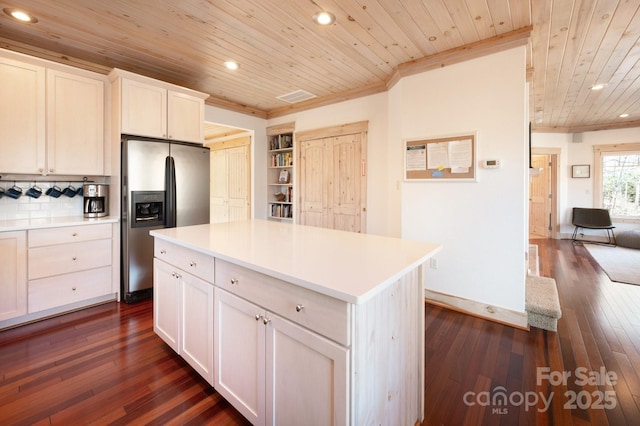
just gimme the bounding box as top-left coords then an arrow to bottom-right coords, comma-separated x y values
424,289 -> 529,330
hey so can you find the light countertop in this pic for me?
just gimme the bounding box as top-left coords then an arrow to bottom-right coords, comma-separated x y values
0,215 -> 119,232
151,220 -> 442,304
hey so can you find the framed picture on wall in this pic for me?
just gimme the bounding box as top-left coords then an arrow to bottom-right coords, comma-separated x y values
572,164 -> 590,178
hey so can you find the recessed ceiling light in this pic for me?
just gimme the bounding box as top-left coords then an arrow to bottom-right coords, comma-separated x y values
3,8 -> 38,23
224,61 -> 239,70
313,11 -> 336,26
590,83 -> 606,91
619,113 -> 630,118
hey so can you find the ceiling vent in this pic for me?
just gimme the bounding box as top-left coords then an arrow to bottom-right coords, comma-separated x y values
276,89 -> 317,104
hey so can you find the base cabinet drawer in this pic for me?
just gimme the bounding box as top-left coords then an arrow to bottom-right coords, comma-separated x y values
154,239 -> 214,283
215,259 -> 350,346
28,239 -> 111,279
28,266 -> 112,313
28,223 -> 112,247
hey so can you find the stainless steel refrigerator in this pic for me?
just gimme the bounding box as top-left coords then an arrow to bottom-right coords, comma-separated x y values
121,135 -> 210,303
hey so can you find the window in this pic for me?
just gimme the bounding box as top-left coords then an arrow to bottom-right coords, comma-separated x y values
594,143 -> 640,222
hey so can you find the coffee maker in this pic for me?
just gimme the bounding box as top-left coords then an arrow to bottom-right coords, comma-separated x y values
83,184 -> 109,218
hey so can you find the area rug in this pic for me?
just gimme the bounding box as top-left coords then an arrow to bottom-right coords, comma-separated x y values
583,244 -> 640,286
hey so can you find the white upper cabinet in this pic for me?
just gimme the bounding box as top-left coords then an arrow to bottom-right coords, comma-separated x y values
47,69 -> 105,175
0,57 -> 45,174
0,50 -> 107,176
168,90 -> 205,143
120,78 -> 167,139
111,68 -> 208,143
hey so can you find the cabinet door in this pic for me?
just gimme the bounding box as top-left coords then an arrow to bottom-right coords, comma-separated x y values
0,58 -> 45,174
181,273 -> 214,385
47,69 -> 105,175
214,289 -> 265,425
168,90 -> 204,143
0,232 -> 27,321
265,314 -> 348,426
153,259 -> 180,352
121,78 -> 167,138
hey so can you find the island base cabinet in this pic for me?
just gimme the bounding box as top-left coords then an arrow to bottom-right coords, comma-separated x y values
153,258 -> 214,385
214,288 -> 264,425
214,288 -> 348,426
265,314 -> 348,426
153,259 -> 181,353
181,270 -> 214,385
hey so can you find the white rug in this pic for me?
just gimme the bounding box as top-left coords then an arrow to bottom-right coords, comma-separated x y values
583,244 -> 640,286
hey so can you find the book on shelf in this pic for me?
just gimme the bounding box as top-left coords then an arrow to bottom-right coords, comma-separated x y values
269,134 -> 293,150
278,169 -> 290,183
270,152 -> 293,167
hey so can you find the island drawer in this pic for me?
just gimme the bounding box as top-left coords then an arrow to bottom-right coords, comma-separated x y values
154,239 -> 215,283
29,223 -> 112,248
215,259 -> 350,346
28,239 -> 112,280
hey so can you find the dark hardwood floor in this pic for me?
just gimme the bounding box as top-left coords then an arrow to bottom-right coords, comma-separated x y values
1,239 -> 639,425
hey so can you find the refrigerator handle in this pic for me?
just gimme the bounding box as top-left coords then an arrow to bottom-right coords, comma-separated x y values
165,156 -> 177,228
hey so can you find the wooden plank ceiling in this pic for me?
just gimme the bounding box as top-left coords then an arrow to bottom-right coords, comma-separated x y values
0,0 -> 639,132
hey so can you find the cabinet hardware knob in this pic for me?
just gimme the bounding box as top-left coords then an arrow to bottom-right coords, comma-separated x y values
72,287 -> 77,291
72,256 -> 77,261
255,314 -> 262,321
38,168 -> 44,173
175,273 -> 182,279
172,272 -> 177,277
263,317 -> 271,325
189,261 -> 196,267
230,278 -> 238,285
160,249 -> 166,255
72,233 -> 78,237
296,304 -> 304,312
49,168 -> 54,172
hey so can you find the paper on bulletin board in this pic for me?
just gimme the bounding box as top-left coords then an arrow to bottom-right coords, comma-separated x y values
449,139 -> 472,173
427,142 -> 449,169
406,144 -> 427,171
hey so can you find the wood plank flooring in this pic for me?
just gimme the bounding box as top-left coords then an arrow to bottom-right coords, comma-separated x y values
1,238 -> 639,424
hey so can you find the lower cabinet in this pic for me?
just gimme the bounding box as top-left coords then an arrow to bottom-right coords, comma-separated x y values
27,224 -> 113,314
153,258 -> 214,385
0,231 -> 27,321
214,288 -> 348,426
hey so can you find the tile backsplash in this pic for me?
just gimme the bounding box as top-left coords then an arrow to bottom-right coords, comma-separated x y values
0,181 -> 84,220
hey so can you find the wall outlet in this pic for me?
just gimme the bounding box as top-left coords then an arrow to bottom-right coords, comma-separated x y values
430,258 -> 438,269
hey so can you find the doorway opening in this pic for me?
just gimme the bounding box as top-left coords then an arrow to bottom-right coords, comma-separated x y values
203,122 -> 252,224
529,148 -> 560,240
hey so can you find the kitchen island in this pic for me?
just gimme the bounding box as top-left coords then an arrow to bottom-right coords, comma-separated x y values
150,219 -> 441,426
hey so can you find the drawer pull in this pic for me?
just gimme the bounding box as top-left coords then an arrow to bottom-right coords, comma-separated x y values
72,287 -> 77,291
255,314 -> 262,321
263,316 -> 271,325
296,304 -> 304,312
72,232 -> 78,237
160,249 -> 166,255
72,256 -> 77,261
230,278 -> 239,285
189,261 -> 197,267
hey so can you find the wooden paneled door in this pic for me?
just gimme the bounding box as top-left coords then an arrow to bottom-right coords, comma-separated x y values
297,122 -> 367,233
529,153 -> 557,238
209,136 -> 251,223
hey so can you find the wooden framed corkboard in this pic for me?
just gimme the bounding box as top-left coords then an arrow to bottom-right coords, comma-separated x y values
404,133 -> 476,181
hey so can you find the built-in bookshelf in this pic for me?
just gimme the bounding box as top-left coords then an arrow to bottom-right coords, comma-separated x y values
267,123 -> 295,222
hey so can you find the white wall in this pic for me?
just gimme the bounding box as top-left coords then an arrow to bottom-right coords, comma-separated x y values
268,47 -> 529,314
532,127 -> 640,235
396,47 -> 529,313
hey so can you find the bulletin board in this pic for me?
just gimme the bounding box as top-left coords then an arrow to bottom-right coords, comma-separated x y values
404,133 -> 476,181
